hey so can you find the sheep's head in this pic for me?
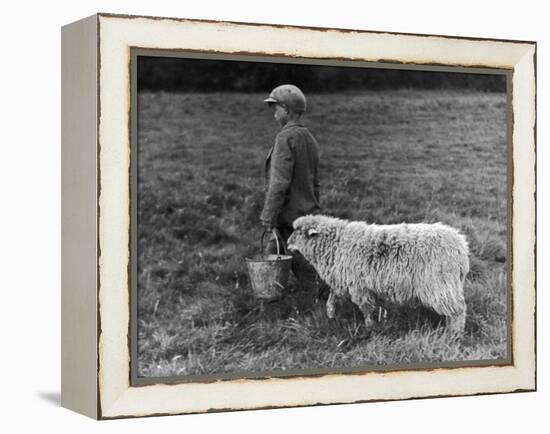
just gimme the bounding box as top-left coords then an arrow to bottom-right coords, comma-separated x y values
287,215 -> 344,263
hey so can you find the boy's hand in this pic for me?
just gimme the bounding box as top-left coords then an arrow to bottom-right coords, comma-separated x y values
261,220 -> 273,231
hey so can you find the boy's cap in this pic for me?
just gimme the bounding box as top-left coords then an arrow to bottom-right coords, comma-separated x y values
264,84 -> 307,113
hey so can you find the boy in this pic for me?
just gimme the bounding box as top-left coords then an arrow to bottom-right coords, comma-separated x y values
260,84 -> 322,295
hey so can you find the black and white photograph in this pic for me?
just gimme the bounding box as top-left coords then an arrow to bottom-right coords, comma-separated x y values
133,54 -> 510,381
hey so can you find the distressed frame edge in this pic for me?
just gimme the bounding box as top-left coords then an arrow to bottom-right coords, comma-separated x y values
95,14 -> 537,419
95,11 -> 537,46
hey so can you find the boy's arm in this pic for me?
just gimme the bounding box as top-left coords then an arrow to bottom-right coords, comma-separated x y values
260,135 -> 294,226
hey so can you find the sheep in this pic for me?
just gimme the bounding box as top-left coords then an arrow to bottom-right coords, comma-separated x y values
286,215 -> 469,334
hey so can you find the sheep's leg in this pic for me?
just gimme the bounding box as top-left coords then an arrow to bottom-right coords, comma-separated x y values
358,303 -> 376,329
326,290 -> 336,319
327,288 -> 336,319
351,291 -> 376,329
416,281 -> 467,335
446,311 -> 466,335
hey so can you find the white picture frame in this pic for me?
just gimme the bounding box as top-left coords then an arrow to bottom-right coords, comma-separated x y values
61,13 -> 536,419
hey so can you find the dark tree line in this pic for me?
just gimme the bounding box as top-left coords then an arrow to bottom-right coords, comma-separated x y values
138,56 -> 506,93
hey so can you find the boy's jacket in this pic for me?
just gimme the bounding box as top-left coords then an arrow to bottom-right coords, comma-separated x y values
261,120 -> 320,227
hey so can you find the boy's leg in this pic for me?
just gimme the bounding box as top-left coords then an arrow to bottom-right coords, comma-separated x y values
276,226 -> 326,296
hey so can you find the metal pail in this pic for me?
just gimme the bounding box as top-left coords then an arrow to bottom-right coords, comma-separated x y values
246,229 -> 293,300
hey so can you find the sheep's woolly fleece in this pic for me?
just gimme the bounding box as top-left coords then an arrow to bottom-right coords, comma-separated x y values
287,215 -> 470,333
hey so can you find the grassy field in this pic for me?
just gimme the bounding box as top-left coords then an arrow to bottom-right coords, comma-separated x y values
136,89 -> 508,378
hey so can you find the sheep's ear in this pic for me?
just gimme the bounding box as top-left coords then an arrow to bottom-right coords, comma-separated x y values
307,228 -> 320,237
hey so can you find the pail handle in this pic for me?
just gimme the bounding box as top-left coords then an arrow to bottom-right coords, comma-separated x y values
260,228 -> 288,257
